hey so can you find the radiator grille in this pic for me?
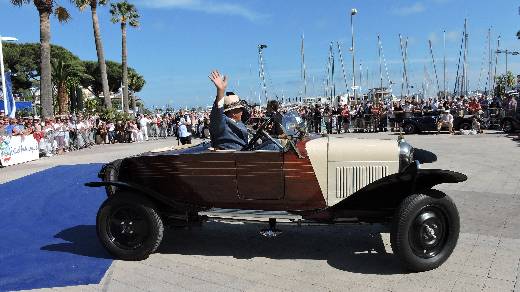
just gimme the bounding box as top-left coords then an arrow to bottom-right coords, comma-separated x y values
336,165 -> 388,198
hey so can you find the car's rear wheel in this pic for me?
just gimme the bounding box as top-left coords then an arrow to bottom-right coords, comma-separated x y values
460,122 -> 471,131
502,120 -> 514,133
403,123 -> 417,135
97,192 -> 164,260
390,190 -> 459,272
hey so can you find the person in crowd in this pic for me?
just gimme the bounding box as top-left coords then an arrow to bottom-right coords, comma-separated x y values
341,104 -> 350,133
139,114 -> 150,141
208,70 -> 248,150
0,119 -> 6,137
266,100 -> 284,137
437,109 -> 454,134
177,118 -> 192,145
313,105 -> 322,133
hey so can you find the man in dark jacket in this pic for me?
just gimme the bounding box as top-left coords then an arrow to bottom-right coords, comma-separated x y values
209,70 -> 248,150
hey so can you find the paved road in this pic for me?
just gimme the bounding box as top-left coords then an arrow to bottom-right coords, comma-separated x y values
6,132 -> 520,291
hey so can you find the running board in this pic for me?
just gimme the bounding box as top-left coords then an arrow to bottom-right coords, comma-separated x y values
198,208 -> 302,223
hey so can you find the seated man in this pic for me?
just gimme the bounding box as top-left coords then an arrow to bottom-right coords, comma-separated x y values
208,70 -> 248,150
437,109 -> 454,134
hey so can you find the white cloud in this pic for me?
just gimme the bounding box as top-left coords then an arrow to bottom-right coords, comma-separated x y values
428,32 -> 439,44
445,30 -> 460,42
136,0 -> 267,22
392,2 -> 426,16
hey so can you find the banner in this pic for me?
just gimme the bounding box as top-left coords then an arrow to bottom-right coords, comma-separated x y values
0,135 -> 39,167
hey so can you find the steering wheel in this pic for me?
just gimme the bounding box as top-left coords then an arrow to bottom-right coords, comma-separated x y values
242,116 -> 280,151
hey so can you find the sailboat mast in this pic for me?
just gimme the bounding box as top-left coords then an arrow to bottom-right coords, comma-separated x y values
429,39 -> 441,95
487,28 -> 492,96
258,44 -> 268,104
337,42 -> 349,96
301,34 -> 307,100
399,34 -> 406,98
378,35 -> 383,104
443,30 -> 447,99
462,18 -> 468,96
492,35 -> 501,96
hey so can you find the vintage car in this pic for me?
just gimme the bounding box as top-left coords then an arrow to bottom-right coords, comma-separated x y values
501,112 -> 520,133
86,112 -> 467,272
401,112 -> 474,134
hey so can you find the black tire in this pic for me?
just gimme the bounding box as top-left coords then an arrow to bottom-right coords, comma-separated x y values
460,122 -> 471,131
104,160 -> 122,196
390,190 -> 459,272
502,120 -> 514,133
97,192 -> 164,261
403,123 -> 417,135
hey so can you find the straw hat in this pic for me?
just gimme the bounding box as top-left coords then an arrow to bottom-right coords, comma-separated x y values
223,93 -> 244,112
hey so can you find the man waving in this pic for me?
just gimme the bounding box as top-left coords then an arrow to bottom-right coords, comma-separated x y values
209,70 -> 248,150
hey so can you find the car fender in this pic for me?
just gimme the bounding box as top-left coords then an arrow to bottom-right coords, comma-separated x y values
328,163 -> 467,216
85,181 -> 195,213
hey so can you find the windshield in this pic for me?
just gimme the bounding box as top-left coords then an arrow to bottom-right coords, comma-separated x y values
282,111 -> 305,137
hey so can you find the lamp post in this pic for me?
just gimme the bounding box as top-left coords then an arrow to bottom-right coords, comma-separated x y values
350,8 -> 357,104
0,36 -> 18,116
496,49 -> 519,74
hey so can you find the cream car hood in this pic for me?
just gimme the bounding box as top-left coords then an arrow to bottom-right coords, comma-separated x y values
306,136 -> 400,206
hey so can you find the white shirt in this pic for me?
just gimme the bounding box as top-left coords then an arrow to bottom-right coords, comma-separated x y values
139,117 -> 149,128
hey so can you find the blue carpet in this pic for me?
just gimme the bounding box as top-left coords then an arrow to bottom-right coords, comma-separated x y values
0,164 -> 113,291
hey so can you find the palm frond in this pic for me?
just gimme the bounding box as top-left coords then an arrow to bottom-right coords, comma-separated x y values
71,0 -> 90,11
110,0 -> 140,26
10,0 -> 31,7
54,6 -> 72,22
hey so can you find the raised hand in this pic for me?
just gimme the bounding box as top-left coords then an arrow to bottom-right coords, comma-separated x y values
209,70 -> 228,95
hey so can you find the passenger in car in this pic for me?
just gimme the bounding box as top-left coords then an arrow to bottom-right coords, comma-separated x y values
208,70 -> 248,150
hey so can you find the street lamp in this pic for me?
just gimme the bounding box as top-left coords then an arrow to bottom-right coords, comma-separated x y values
496,49 -> 520,74
0,36 -> 18,116
350,8 -> 358,104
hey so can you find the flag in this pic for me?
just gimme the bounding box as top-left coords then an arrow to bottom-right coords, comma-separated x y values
6,72 -> 16,118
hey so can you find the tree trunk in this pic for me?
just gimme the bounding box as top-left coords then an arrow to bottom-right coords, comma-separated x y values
131,90 -> 136,113
39,10 -> 53,118
57,82 -> 69,115
91,3 -> 112,109
121,23 -> 129,113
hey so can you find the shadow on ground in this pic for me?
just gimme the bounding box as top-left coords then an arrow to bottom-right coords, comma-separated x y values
46,222 -> 407,275
159,222 -> 406,274
40,225 -> 112,259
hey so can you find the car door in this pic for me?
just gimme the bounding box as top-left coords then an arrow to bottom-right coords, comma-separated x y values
234,151 -> 284,200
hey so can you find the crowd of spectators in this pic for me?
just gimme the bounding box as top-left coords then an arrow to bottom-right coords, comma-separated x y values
282,94 -> 518,134
0,109 -> 212,158
0,93 -> 517,159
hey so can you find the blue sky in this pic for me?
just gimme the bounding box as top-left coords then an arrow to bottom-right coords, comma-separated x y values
1,0 -> 519,108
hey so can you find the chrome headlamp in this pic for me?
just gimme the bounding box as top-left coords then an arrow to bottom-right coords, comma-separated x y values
398,139 -> 414,172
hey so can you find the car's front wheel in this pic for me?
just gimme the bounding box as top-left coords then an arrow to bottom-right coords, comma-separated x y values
390,190 -> 459,272
403,123 -> 417,134
502,120 -> 514,133
97,192 -> 164,261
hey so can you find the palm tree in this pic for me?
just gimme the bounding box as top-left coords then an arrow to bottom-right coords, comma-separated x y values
10,0 -> 71,118
73,0 -> 112,109
110,0 -> 139,114
51,55 -> 87,115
